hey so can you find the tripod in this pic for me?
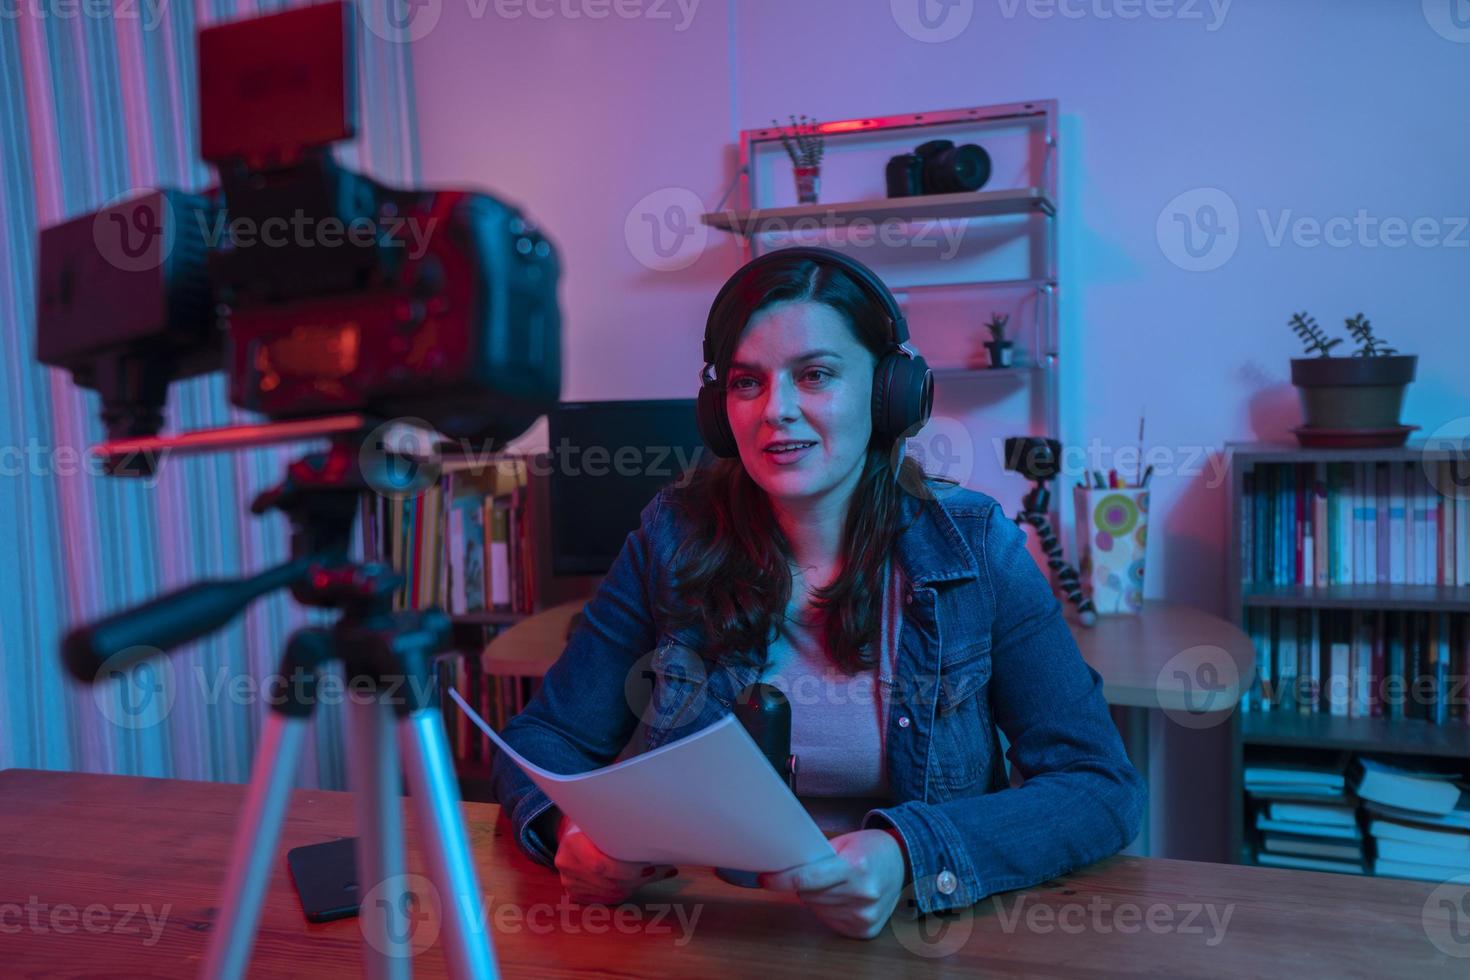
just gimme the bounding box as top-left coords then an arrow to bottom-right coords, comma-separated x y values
65,435 -> 497,979
1014,475 -> 1097,627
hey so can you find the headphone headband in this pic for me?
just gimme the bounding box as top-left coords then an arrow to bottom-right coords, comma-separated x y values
701,247 -> 909,374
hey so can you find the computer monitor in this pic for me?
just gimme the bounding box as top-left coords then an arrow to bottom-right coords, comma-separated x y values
547,399 -> 708,576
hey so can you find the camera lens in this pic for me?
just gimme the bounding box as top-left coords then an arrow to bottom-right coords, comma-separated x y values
920,142 -> 991,195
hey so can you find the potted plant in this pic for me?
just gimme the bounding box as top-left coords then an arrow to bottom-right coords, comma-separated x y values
1288,311 -> 1417,444
984,312 -> 1014,368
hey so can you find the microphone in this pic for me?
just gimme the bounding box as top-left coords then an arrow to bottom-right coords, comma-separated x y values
716,683 -> 798,889
732,682 -> 797,790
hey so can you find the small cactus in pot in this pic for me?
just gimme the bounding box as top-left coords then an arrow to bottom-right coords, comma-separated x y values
984,312 -> 1014,368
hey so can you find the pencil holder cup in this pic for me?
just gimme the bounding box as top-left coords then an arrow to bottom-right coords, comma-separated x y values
1073,486 -> 1150,615
793,165 -> 820,204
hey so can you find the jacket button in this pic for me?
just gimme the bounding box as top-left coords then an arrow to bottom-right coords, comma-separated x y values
937,870 -> 958,895
898,715 -> 911,728
905,591 -> 914,606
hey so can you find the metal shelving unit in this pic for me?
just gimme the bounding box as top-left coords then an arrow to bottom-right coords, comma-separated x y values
701,100 -> 1061,439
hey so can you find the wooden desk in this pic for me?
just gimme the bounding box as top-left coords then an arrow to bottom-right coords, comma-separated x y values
1071,601 -> 1255,712
481,600 -> 584,677
2,768 -> 1461,978
486,599 -> 1258,712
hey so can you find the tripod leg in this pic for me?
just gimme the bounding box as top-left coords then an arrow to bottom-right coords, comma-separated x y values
398,706 -> 498,980
201,710 -> 309,980
347,695 -> 411,980
1020,509 -> 1098,625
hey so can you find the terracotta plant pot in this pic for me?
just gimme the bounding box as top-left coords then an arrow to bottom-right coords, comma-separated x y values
1289,354 -> 1416,429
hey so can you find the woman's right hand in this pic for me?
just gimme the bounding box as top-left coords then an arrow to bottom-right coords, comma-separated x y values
552,814 -> 678,904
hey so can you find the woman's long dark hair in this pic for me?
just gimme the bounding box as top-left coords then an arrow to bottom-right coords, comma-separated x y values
657,256 -> 930,674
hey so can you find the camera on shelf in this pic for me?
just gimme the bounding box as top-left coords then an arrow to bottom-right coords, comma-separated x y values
885,138 -> 992,198
35,1 -> 561,475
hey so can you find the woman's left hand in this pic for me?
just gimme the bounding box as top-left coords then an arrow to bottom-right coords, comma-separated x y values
757,829 -> 907,939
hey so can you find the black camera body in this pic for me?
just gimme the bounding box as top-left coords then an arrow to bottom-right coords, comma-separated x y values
216,173 -> 560,444
1004,436 -> 1064,484
35,1 -> 561,461
885,138 -> 992,198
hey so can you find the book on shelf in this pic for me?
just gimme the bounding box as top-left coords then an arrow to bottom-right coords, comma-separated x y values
1266,802 -> 1356,826
436,458 -> 537,616
1349,756 -> 1464,816
1362,796 -> 1470,831
1374,838 -> 1470,870
1260,833 -> 1362,861
1241,608 -> 1468,722
1241,459 -> 1468,591
1365,799 -> 1470,881
1371,858 -> 1466,882
1368,817 -> 1470,850
1244,753 -> 1470,881
1243,763 -> 1347,793
447,493 -> 486,614
1255,852 -> 1365,875
359,453 -> 562,776
1255,814 -> 1362,841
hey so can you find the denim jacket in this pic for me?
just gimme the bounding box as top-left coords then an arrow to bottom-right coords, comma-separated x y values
489,481 -> 1146,915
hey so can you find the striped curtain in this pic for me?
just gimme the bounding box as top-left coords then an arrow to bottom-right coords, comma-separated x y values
0,0 -> 419,789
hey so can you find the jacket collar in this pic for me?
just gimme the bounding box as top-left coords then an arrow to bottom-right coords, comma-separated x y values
893,486 -> 980,587
660,483 -> 979,654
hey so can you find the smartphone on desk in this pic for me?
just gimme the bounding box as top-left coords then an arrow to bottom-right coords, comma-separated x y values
287,837 -> 359,923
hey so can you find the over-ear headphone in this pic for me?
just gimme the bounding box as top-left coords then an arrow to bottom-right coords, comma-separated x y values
696,247 -> 934,459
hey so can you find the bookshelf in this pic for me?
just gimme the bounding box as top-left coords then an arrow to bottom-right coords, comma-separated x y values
1240,711 -> 1470,759
362,447 -> 599,802
1224,440 -> 1470,871
1242,583 -> 1470,612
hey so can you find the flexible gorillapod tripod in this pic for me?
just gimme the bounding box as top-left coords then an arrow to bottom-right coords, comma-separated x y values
1014,474 -> 1098,627
67,432 -> 497,979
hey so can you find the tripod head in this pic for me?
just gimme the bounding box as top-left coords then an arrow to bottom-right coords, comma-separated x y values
62,425 -> 436,685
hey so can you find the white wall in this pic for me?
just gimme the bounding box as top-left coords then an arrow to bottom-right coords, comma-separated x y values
410,0 -> 1470,861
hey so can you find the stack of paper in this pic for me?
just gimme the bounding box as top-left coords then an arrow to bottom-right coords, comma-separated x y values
454,691 -> 835,873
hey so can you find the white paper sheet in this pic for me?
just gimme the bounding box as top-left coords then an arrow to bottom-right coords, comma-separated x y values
450,689 -> 835,871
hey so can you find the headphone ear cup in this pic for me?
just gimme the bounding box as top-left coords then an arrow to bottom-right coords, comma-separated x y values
872,351 -> 934,444
696,382 -> 739,458
871,353 -> 897,444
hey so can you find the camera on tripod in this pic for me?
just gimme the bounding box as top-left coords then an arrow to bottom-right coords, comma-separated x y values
35,5 -> 558,975
885,138 -> 993,198
1003,436 -> 1097,626
35,1 -> 561,477
1003,435 -> 1063,484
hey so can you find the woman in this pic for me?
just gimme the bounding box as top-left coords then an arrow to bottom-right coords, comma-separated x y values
490,247 -> 1145,939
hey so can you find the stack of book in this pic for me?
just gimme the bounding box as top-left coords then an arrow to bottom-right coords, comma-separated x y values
1242,608 -> 1469,721
1241,459 -> 1469,590
442,457 -> 539,616
448,651 -> 534,771
361,477 -> 450,613
1246,764 -> 1364,874
359,454 -> 546,781
1352,757 -> 1470,882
